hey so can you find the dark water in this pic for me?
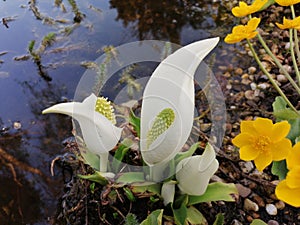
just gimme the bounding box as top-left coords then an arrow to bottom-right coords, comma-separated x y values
0,1 -> 235,224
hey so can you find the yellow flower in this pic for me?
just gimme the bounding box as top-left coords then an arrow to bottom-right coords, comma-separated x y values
275,142 -> 300,207
275,0 -> 300,6
232,0 -> 268,17
276,16 -> 300,29
232,117 -> 292,171
225,17 -> 261,44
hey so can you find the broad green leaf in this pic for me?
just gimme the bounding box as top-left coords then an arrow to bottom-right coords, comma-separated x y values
81,150 -> 100,171
129,110 -> 141,137
131,182 -> 161,195
111,138 -> 133,172
250,219 -> 268,225
271,160 -> 288,180
174,142 -> 199,165
140,209 -> 164,225
172,202 -> 187,225
213,213 -> 224,225
188,182 -> 237,205
116,172 -> 145,184
287,119 -> 300,143
273,96 -> 287,112
273,109 -> 299,120
186,206 -> 207,225
77,171 -> 108,185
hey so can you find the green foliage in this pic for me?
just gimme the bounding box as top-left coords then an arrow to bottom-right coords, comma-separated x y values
186,206 -> 207,225
174,142 -> 199,165
123,187 -> 136,202
28,40 -> 35,54
140,209 -> 163,225
213,213 -> 224,225
116,172 -> 145,184
271,160 -> 288,180
129,110 -> 141,137
188,182 -> 237,205
111,138 -> 133,172
260,0 -> 275,11
273,96 -> 300,143
124,213 -> 139,225
41,32 -> 56,47
77,171 -> 108,185
130,182 -> 161,195
250,219 -> 268,225
172,202 -> 187,225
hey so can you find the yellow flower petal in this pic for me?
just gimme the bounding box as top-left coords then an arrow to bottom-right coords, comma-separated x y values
240,120 -> 255,133
286,167 -> 300,188
275,0 -> 300,6
253,117 -> 273,136
287,142 -> 300,170
275,180 -> 300,207
270,120 -> 290,142
254,152 -> 272,171
232,0 -> 268,17
232,133 -> 254,147
240,145 -> 260,160
270,138 -> 292,161
276,16 -> 300,30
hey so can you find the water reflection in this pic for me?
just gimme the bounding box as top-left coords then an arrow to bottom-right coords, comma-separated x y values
109,0 -> 233,43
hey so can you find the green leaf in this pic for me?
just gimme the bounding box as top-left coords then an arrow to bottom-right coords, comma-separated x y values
129,110 -> 141,137
186,206 -> 207,225
188,182 -> 237,205
172,202 -> 187,225
272,96 -> 286,111
131,182 -> 161,195
259,0 -> 275,11
273,108 -> 299,120
287,119 -> 300,143
111,138 -> 133,172
213,213 -> 224,225
250,219 -> 268,225
123,187 -> 136,202
174,142 -> 199,165
116,172 -> 145,184
140,209 -> 164,225
124,213 -> 139,225
77,171 -> 108,185
271,160 -> 288,180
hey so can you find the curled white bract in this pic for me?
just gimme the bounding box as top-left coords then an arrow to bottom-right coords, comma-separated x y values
176,143 -> 218,196
140,38 -> 220,167
42,93 -> 122,157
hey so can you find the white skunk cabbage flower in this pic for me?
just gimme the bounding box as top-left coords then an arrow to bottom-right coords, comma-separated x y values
140,37 -> 219,181
175,143 -> 218,196
42,93 -> 122,173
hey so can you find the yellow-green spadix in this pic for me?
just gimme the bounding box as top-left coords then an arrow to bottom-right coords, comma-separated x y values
140,37 -> 219,181
42,93 -> 122,173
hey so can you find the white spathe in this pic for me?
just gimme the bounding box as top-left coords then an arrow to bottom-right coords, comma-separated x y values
140,37 -> 219,168
42,93 -> 122,172
175,143 -> 219,196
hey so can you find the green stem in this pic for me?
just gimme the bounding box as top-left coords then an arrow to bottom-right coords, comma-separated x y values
247,39 -> 299,115
257,33 -> 300,95
289,28 -> 300,84
149,162 -> 168,182
290,5 -> 300,68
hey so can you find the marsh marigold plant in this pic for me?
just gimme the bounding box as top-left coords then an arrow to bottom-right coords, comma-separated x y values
232,118 -> 292,171
275,0 -> 300,6
232,0 -> 268,17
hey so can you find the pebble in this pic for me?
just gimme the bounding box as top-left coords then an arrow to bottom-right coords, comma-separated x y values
266,204 -> 277,216
231,220 -> 243,225
248,66 -> 257,74
235,67 -> 244,75
244,198 -> 259,212
257,83 -> 268,90
253,194 -> 265,207
245,90 -> 256,100
277,74 -> 288,83
236,184 -> 251,198
250,82 -> 257,90
268,220 -> 279,225
13,121 -> 22,130
275,201 -> 285,210
279,64 -> 292,74
239,161 -> 254,173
